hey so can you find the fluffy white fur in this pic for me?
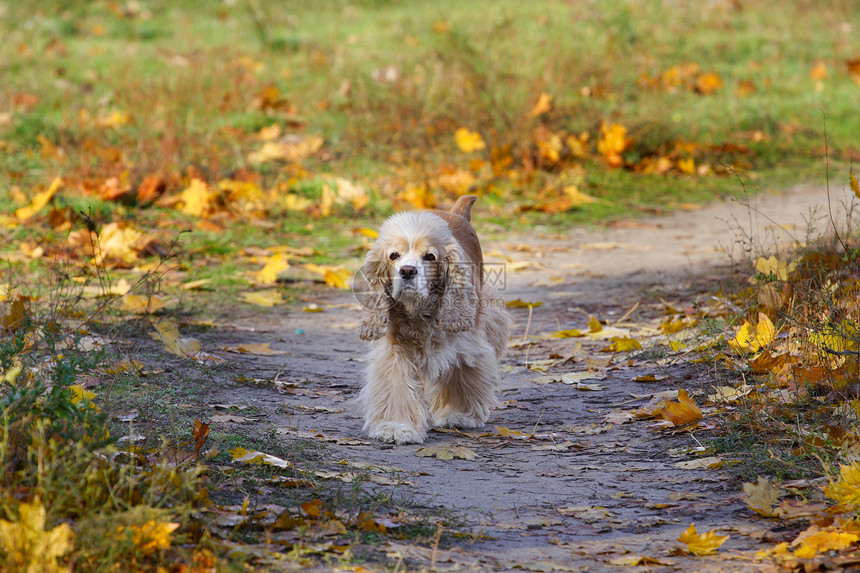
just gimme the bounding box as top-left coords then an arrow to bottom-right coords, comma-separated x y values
356,202 -> 509,445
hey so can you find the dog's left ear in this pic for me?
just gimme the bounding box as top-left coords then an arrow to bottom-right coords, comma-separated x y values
437,242 -> 479,333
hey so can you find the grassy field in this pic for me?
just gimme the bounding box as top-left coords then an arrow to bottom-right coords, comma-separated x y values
2,0 -> 859,228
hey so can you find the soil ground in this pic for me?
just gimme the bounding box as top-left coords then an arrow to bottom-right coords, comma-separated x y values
184,183 -> 850,571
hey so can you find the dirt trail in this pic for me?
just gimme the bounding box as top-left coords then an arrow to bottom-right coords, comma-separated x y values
205,184 -> 848,571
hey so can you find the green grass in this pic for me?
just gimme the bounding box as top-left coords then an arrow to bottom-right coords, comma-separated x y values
2,0 -> 857,222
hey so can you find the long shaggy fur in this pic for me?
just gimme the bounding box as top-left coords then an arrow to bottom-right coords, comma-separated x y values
357,198 -> 510,444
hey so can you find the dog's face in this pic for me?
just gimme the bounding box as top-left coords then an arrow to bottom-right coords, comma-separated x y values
384,233 -> 444,303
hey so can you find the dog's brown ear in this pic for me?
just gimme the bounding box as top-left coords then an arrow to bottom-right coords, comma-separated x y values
437,242 -> 478,333
449,195 -> 478,222
356,253 -> 392,341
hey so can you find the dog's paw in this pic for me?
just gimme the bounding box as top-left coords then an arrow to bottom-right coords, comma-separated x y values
367,422 -> 424,445
433,412 -> 484,429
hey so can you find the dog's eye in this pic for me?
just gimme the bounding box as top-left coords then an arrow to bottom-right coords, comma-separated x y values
389,252 -> 400,261
423,253 -> 436,261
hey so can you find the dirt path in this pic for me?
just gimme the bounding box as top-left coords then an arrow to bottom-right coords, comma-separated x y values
203,183 -> 848,571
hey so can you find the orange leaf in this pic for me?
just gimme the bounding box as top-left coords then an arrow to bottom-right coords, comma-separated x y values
660,389 -> 703,426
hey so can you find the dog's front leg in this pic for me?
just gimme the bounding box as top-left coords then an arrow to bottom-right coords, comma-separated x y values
360,340 -> 429,444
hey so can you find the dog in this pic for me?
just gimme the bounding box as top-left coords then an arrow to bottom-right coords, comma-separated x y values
356,195 -> 509,444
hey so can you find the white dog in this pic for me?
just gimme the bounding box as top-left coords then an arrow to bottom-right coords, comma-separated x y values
356,196 -> 509,444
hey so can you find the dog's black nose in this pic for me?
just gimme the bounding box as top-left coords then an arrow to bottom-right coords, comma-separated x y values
399,265 -> 418,280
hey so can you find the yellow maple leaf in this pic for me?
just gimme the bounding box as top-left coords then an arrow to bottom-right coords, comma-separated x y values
179,178 -> 214,217
793,529 -> 859,559
69,385 -> 98,412
754,255 -> 796,281
116,520 -> 179,555
454,127 -> 486,153
121,294 -> 164,314
149,319 -> 201,358
323,268 -> 351,289
603,336 -> 643,352
240,290 -> 284,307
727,312 -> 775,353
597,123 -> 632,167
587,315 -> 602,333
96,222 -> 144,264
660,388 -> 702,426
0,498 -> 74,573
851,170 -> 859,199
252,253 -> 290,285
15,177 -> 63,220
678,523 -> 729,555
676,157 -> 696,175
824,461 -> 860,510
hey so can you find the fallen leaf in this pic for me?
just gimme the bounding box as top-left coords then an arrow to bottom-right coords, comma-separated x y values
602,336 -> 642,352
149,319 -> 201,358
14,177 -> 62,220
454,127 -> 485,153
219,342 -> 288,355
742,476 -> 780,517
792,529 -> 859,559
660,388 -> 703,426
552,329 -> 585,338
495,426 -> 531,439
506,299 -> 543,308
728,312 -> 776,353
230,447 -> 291,468
178,178 -> 215,218
116,520 -> 179,555
609,555 -> 672,567
193,418 -> 210,457
122,294 -> 164,314
674,456 -> 723,470
240,290 -> 284,307
0,498 -> 74,573
678,523 -> 729,555
252,253 -> 290,285
415,445 -> 476,461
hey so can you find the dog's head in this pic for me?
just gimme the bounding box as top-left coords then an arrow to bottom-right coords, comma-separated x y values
357,209 -> 479,340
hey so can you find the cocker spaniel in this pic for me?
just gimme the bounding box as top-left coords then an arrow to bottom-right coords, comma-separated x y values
356,195 -> 510,444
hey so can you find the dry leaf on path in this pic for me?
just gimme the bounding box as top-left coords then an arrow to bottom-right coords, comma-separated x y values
677,523 -> 729,555
240,290 -> 284,307
674,456 -> 723,470
660,388 -> 703,426
231,447 -> 291,468
742,476 -> 780,517
415,445 -> 476,460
